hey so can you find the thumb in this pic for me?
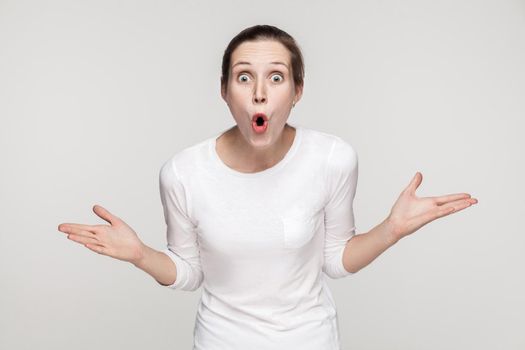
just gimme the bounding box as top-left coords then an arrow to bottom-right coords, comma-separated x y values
92,204 -> 120,226
406,171 -> 423,195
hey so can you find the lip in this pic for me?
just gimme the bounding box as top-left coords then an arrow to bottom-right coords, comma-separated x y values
252,113 -> 268,122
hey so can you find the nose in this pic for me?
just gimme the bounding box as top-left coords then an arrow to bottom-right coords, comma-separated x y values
252,81 -> 267,104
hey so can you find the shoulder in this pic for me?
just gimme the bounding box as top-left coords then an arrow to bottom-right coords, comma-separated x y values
298,126 -> 358,182
329,136 -> 358,169
301,126 -> 356,153
160,137 -> 212,183
310,129 -> 358,177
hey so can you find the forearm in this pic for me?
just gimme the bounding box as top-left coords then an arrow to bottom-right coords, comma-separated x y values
342,217 -> 399,273
131,244 -> 177,286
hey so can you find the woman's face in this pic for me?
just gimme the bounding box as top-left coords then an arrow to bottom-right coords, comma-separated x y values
221,39 -> 303,149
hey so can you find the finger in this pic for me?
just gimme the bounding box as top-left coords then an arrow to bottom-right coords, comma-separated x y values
430,193 -> 471,205
440,197 -> 478,210
92,204 -> 120,226
67,233 -> 101,245
58,224 -> 99,237
65,227 -> 99,241
406,172 -> 423,195
417,197 -> 477,224
84,243 -> 107,255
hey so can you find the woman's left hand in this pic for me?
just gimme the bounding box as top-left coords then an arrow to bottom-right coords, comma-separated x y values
387,172 -> 478,243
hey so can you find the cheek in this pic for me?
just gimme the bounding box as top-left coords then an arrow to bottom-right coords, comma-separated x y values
226,91 -> 248,117
228,85 -> 250,101
272,89 -> 293,105
272,83 -> 294,97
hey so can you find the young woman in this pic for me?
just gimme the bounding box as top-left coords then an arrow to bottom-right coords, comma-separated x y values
58,25 -> 478,349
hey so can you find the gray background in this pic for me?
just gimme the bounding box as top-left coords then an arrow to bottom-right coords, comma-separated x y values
1,0 -> 523,349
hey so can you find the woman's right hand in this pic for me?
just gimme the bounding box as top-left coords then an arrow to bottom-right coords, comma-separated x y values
58,205 -> 146,265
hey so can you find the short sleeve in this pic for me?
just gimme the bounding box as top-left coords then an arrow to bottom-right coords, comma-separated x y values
159,159 -> 203,291
322,137 -> 359,279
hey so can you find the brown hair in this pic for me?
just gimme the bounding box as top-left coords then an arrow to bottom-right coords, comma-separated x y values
220,25 -> 305,94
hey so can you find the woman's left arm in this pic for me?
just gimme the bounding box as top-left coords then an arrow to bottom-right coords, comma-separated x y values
342,172 -> 478,273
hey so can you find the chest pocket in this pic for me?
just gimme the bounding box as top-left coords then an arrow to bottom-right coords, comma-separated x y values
281,208 -> 320,249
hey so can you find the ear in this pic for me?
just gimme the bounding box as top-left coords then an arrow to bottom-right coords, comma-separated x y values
294,83 -> 304,104
220,80 -> 227,102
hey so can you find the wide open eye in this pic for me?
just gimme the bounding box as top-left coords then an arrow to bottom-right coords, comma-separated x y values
238,74 -> 250,83
271,74 -> 283,83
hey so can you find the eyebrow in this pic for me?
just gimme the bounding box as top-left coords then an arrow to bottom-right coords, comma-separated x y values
232,61 -> 289,70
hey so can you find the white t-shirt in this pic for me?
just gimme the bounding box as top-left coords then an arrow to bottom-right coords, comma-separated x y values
159,123 -> 359,350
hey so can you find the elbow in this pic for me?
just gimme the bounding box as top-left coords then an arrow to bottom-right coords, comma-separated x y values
162,249 -> 204,291
322,245 -> 358,279
182,270 -> 204,291
165,267 -> 203,291
173,263 -> 204,291
342,260 -> 360,274
322,263 -> 356,279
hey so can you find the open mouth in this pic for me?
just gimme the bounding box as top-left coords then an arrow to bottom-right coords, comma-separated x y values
252,113 -> 268,133
252,113 -> 268,125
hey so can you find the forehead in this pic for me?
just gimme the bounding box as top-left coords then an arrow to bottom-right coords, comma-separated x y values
231,40 -> 291,67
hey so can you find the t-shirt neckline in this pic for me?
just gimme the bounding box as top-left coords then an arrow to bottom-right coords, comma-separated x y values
209,123 -> 303,179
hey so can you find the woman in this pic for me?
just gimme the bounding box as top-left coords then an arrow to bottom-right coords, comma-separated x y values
57,25 -> 478,349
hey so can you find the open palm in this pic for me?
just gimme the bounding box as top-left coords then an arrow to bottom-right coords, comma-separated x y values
387,172 -> 478,242
58,205 -> 145,264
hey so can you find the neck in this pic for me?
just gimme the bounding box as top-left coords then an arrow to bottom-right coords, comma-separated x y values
228,123 -> 295,172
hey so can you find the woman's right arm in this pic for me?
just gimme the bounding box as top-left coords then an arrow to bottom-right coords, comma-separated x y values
132,244 -> 177,286
58,159 -> 202,291
58,204 -> 178,286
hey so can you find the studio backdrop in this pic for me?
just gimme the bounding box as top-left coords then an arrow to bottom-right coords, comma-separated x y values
0,0 -> 523,349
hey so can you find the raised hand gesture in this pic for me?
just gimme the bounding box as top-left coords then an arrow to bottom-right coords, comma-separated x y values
387,172 -> 478,243
58,205 -> 145,264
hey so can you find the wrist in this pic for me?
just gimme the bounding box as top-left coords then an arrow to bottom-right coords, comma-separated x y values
130,242 -> 150,268
383,216 -> 402,246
